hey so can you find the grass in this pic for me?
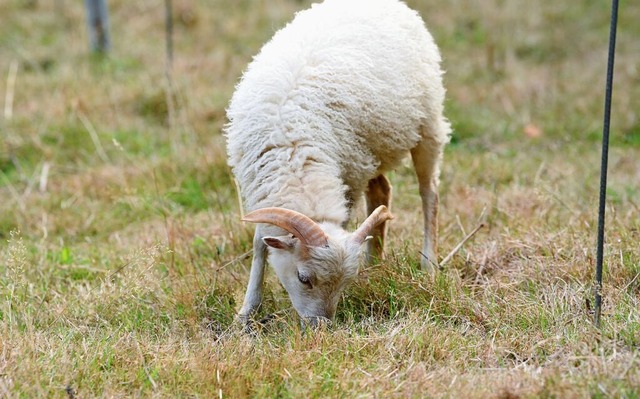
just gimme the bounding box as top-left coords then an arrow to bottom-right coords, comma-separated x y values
1,0 -> 639,397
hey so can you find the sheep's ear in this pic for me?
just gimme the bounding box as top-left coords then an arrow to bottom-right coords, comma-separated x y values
262,235 -> 298,251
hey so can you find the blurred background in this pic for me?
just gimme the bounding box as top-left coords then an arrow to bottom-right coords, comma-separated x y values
1,1 -> 639,219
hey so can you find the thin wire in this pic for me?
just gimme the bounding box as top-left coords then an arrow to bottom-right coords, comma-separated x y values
595,0 -> 619,327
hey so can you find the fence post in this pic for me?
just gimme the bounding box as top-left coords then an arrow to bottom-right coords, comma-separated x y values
594,0 -> 619,327
164,0 -> 176,129
165,0 -> 174,70
84,0 -> 111,53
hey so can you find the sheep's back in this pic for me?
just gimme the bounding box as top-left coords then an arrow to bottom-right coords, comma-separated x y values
225,0 -> 449,210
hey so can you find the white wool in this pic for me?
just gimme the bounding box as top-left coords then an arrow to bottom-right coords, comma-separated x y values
225,0 -> 451,225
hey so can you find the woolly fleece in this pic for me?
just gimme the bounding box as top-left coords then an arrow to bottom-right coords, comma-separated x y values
225,0 -> 451,225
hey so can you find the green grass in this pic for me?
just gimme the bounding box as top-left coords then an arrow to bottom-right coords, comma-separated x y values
1,0 -> 639,397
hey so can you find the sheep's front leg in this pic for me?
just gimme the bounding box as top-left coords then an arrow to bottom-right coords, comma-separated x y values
411,138 -> 442,274
238,228 -> 268,325
365,174 -> 392,264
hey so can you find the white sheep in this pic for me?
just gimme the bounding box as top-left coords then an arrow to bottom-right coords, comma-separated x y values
225,0 -> 451,325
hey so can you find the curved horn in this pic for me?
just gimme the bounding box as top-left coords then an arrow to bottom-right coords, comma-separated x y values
352,205 -> 393,245
242,207 -> 329,250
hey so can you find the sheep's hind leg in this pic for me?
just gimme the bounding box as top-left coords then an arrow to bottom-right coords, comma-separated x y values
411,136 -> 442,274
364,174 -> 392,264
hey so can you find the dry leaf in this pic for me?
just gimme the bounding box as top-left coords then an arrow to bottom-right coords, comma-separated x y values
524,123 -> 543,138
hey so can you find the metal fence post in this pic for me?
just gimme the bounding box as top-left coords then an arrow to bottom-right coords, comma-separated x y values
594,0 -> 619,327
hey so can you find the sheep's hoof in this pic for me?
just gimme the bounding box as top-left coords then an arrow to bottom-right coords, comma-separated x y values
236,314 -> 260,336
419,252 -> 439,275
236,313 -> 277,335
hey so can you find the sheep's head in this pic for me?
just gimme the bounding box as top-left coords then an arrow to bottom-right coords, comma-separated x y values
242,206 -> 392,325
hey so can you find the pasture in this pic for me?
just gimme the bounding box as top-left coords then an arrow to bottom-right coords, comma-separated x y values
1,0 -> 639,397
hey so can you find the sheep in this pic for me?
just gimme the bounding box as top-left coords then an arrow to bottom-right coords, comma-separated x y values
225,0 -> 451,326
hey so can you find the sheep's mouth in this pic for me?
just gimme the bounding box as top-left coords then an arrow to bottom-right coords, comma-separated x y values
300,315 -> 333,329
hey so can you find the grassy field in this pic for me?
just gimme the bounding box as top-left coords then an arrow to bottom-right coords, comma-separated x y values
1,0 -> 639,397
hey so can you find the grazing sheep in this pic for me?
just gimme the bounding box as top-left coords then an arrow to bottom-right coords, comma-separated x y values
225,0 -> 451,325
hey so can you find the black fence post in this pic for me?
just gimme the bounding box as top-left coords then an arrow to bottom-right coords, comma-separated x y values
594,0 -> 619,327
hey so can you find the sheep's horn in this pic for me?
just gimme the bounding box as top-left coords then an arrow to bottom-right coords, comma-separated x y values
242,208 -> 329,254
352,205 -> 393,245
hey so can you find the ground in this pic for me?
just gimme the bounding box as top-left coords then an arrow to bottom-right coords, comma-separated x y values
1,0 -> 639,397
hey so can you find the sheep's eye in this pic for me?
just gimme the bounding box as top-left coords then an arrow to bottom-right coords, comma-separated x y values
297,270 -> 313,288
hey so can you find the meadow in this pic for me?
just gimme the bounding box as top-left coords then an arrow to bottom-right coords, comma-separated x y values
1,0 -> 639,397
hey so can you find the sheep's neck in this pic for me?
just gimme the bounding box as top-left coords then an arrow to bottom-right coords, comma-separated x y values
252,160 -> 349,226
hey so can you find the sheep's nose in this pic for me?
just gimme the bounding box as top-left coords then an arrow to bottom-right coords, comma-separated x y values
301,316 -> 332,329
